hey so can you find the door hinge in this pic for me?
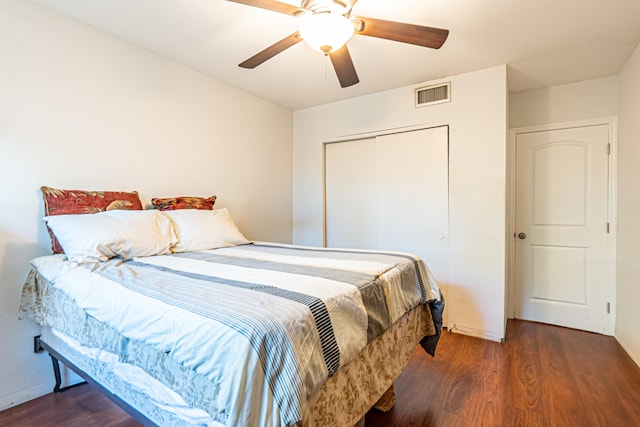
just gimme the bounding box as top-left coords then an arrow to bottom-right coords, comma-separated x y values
606,302 -> 611,314
607,143 -> 611,155
606,222 -> 610,233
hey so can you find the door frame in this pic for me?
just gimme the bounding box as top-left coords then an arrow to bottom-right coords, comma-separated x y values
507,117 -> 618,333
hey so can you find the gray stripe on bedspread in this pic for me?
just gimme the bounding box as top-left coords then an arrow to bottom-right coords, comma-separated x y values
134,259 -> 342,378
92,260 -> 312,426
250,243 -> 430,304
174,250 -> 392,341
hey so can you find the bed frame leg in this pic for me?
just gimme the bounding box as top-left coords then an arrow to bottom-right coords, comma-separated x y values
49,353 -> 87,393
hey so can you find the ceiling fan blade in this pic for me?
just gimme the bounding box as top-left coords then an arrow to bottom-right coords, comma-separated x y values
239,32 -> 303,68
226,0 -> 303,16
329,45 -> 359,88
354,17 -> 449,49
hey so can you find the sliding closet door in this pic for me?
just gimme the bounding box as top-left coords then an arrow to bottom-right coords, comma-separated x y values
375,127 -> 449,275
325,126 -> 449,292
325,138 -> 378,249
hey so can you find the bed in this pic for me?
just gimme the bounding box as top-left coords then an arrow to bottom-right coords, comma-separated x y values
19,188 -> 444,427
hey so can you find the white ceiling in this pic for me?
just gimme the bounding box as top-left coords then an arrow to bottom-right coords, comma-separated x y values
33,0 -> 640,110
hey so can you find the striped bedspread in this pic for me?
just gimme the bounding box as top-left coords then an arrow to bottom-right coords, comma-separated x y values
20,242 -> 441,427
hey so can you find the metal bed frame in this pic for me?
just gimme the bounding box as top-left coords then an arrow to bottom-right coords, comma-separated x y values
41,338 -> 156,426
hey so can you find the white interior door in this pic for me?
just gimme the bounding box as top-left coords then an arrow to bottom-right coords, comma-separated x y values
325,126 -> 449,317
514,124 -> 614,334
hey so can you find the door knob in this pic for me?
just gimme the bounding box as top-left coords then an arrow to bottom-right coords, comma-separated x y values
517,232 -> 527,239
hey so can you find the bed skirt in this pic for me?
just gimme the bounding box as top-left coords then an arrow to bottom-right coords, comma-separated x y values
41,303 -> 434,427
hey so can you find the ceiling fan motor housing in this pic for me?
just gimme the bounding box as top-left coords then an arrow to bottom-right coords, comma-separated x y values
301,0 -> 354,15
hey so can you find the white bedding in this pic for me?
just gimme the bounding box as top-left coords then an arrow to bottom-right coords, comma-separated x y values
21,242 -> 440,426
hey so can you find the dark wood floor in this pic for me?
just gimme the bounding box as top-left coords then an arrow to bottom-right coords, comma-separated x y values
2,320 -> 639,426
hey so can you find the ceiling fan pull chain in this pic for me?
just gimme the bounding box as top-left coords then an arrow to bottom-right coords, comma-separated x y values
325,54 -> 329,81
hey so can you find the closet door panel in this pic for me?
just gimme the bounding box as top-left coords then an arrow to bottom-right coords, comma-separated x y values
325,138 -> 378,249
376,127 -> 449,280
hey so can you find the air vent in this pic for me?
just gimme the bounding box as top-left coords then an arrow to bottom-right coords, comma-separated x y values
415,82 -> 451,107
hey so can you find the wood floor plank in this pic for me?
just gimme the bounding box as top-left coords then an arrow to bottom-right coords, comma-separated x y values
504,320 -> 549,426
0,385 -> 140,427
365,320 -> 640,427
1,320 -> 639,426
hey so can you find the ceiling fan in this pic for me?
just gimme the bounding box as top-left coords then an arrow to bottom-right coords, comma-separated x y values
227,0 -> 449,88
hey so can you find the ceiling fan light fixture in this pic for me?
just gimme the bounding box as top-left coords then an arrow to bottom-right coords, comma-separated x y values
299,12 -> 354,54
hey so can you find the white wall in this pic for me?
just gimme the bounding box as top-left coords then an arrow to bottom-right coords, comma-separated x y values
616,43 -> 640,367
509,76 -> 619,128
293,65 -> 508,342
0,0 -> 292,409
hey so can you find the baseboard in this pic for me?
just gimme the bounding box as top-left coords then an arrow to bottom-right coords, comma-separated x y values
615,333 -> 640,369
448,323 -> 505,342
0,380 -> 55,411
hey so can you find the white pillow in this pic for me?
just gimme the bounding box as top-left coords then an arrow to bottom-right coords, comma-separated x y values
161,208 -> 250,253
44,209 -> 177,263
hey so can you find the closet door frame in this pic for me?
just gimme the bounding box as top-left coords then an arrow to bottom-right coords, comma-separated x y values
322,125 -> 450,322
322,124 -> 450,247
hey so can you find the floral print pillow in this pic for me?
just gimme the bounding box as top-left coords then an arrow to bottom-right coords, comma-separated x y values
151,195 -> 217,211
41,186 -> 143,254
